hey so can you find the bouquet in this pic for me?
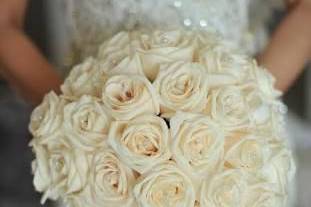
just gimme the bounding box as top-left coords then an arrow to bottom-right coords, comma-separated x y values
29,30 -> 295,207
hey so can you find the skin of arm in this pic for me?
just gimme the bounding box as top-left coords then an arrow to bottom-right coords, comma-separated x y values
0,0 -> 62,105
259,0 -> 311,92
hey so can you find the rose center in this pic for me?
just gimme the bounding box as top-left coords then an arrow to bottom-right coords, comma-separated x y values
116,89 -> 134,102
107,172 -> 119,190
51,156 -> 65,174
171,75 -> 193,97
107,81 -> 138,105
187,128 -> 214,163
240,141 -> 262,169
102,163 -> 122,193
125,131 -> 159,156
78,110 -> 96,131
221,94 -> 245,117
152,181 -> 184,205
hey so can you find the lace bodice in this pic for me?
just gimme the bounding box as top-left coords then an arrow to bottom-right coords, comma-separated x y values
65,0 -> 284,64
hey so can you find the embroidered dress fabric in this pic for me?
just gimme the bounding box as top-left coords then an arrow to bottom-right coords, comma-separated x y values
65,0 -> 284,61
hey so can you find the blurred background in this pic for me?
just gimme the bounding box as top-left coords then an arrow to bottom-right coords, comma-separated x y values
0,0 -> 310,206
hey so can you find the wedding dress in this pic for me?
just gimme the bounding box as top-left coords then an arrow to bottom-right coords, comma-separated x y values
51,0 -> 310,206
64,0 -> 284,63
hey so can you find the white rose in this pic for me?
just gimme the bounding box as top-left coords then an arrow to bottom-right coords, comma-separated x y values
260,147 -> 296,193
255,105 -> 288,137
63,95 -> 111,151
200,170 -> 248,207
198,44 -> 250,80
246,65 -> 285,129
98,32 -> 132,58
32,141 -> 88,204
108,114 -> 171,173
170,112 -> 224,181
134,162 -> 196,207
207,85 -> 247,127
61,57 -> 107,98
224,135 -> 271,171
245,182 -> 285,207
98,31 -> 144,59
100,52 -> 145,76
29,91 -> 65,139
102,74 -> 159,120
153,61 -> 209,117
248,62 -> 282,99
98,31 -> 145,76
72,147 -> 136,207
139,30 -> 195,80
207,84 -> 272,129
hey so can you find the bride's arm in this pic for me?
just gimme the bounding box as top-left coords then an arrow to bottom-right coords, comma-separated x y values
258,0 -> 311,92
0,0 -> 62,105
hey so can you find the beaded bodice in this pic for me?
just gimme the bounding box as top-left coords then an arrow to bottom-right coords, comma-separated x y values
65,0 -> 284,62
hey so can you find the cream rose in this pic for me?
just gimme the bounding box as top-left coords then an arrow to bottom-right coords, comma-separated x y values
102,74 -> 159,120
73,146 -> 136,207
63,95 -> 111,151
248,63 -> 282,99
98,32 -> 132,57
61,57 -> 107,98
208,85 -> 247,128
207,84 -> 272,129
244,182 -> 285,207
198,44 -> 250,80
134,162 -> 196,207
153,61 -> 209,117
139,30 -> 195,80
100,52 -> 145,76
170,112 -> 224,180
260,147 -> 296,193
98,32 -> 145,76
98,31 -> 144,59
200,170 -> 248,207
29,92 -> 66,139
32,141 -> 88,204
224,135 -> 271,171
108,114 -> 170,173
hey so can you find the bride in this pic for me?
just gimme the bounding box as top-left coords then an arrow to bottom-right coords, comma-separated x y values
0,0 -> 310,103
0,0 -> 310,206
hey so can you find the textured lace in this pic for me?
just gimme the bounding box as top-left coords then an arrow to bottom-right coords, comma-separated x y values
65,0 -> 284,63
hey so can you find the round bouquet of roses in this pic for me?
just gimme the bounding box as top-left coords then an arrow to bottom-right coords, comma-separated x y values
29,30 -> 295,207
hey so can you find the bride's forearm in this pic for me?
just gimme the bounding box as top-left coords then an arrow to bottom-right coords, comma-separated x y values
0,28 -> 62,105
0,0 -> 62,105
258,1 -> 311,92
